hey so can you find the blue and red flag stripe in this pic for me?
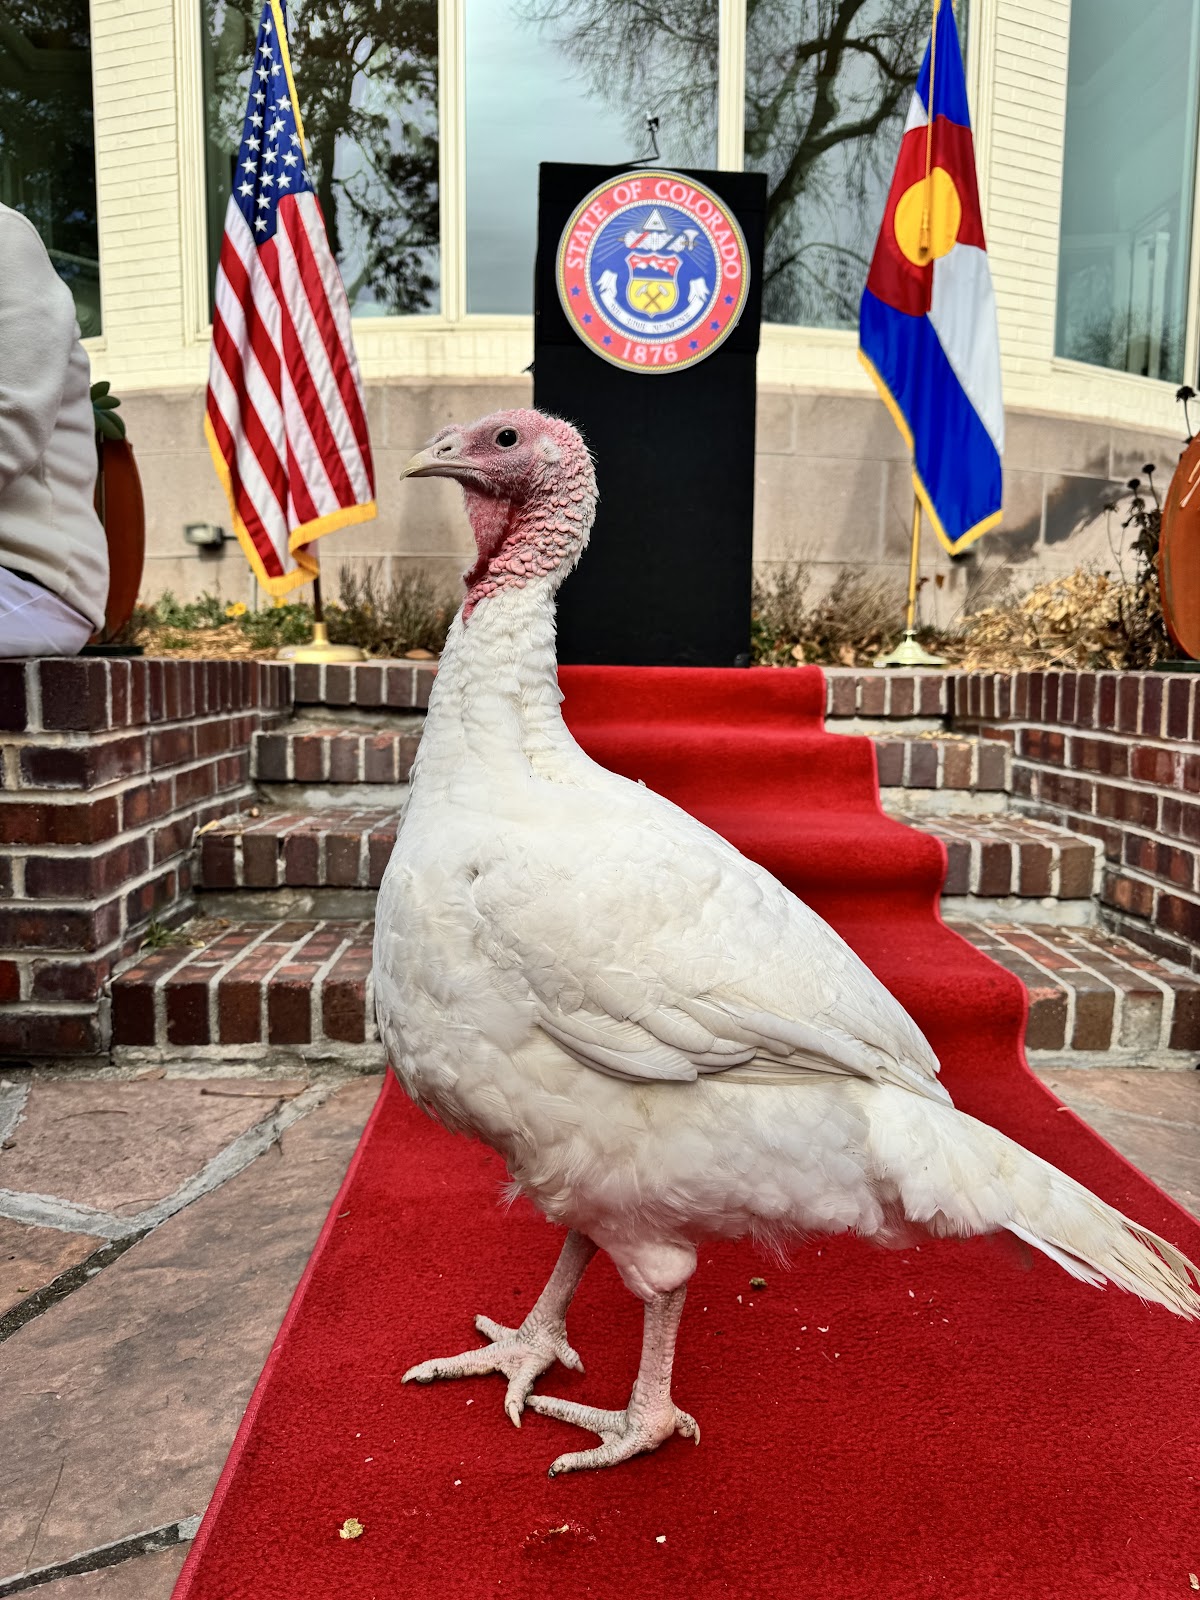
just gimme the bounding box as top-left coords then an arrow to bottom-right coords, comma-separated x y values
859,0 -> 1002,555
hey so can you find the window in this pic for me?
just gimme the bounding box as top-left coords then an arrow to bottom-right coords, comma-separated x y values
202,0 -> 439,316
1056,0 -> 1200,382
464,0 -> 719,313
197,0 -> 994,332
0,0 -> 101,334
743,0 -> 967,329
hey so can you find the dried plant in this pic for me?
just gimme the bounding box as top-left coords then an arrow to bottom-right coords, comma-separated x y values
956,569 -> 1133,669
954,472 -> 1171,670
329,562 -> 457,656
1107,469 -> 1169,668
752,561 -> 935,666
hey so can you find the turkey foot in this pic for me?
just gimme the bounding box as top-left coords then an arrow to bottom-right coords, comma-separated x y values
402,1230 -> 595,1426
528,1391 -> 699,1475
528,1281 -> 699,1475
403,1311 -> 583,1425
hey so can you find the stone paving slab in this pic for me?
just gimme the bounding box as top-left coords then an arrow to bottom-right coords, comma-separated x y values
1034,1067 -> 1200,1219
0,1064 -> 1193,1596
28,1545 -> 187,1599
0,1077 -> 380,1585
0,1079 -> 306,1217
0,1216 -> 96,1317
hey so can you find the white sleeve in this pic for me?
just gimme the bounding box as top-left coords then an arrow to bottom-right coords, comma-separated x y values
0,212 -> 77,497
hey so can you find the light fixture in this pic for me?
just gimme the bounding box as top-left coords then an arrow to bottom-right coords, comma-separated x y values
184,522 -> 227,549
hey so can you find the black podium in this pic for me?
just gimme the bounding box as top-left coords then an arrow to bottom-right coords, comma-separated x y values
533,163 -> 766,666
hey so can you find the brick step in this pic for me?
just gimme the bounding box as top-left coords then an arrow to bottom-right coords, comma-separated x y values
251,720 -> 1008,796
198,806 -> 1093,903
872,734 -> 1008,793
889,813 -> 1100,901
110,913 -> 1200,1065
251,721 -> 422,786
111,917 -> 379,1062
198,808 -> 398,891
947,920 -> 1200,1060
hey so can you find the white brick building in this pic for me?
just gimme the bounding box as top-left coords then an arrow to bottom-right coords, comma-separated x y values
6,0 -> 1196,614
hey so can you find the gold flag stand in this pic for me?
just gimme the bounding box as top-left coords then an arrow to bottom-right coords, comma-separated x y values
876,493 -> 946,668
282,572 -> 365,664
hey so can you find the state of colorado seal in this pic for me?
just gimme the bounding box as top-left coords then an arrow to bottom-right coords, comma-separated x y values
556,170 -> 750,374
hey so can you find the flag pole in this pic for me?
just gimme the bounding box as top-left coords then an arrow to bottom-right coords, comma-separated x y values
876,492 -> 946,666
877,0 -> 947,670
285,566 -> 366,664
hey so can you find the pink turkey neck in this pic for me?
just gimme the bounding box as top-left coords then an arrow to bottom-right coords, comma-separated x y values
460,467 -> 593,623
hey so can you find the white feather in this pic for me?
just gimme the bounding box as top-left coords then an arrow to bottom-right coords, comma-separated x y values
374,571 -> 1199,1318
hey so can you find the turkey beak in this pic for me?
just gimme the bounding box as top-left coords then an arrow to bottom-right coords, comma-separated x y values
401,448 -> 442,480
402,434 -> 478,483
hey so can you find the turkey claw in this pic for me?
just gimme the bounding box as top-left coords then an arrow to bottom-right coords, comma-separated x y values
527,1392 -> 700,1475
402,1312 -> 584,1427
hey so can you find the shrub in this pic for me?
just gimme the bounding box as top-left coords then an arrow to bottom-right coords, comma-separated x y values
751,562 -> 924,666
239,602 -> 320,650
956,471 -> 1171,670
328,562 -> 457,657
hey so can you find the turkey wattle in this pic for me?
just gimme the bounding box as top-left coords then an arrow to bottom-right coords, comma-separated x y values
374,407 -> 1199,1477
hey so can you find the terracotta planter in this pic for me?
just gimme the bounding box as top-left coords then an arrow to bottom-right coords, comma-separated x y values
93,436 -> 145,642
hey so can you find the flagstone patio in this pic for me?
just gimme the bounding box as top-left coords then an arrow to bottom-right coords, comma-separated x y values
0,1060 -> 1196,1597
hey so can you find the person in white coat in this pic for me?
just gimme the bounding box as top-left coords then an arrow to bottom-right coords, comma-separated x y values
0,203 -> 109,656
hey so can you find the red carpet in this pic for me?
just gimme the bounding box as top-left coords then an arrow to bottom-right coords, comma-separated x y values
175,668 -> 1200,1600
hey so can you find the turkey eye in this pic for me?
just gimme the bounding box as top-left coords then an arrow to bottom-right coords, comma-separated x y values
495,428 -> 518,448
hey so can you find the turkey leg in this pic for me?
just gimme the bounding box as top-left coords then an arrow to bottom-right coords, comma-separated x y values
403,1229 -> 597,1426
527,1283 -> 699,1475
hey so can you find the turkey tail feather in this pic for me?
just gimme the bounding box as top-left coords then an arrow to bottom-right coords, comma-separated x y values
867,1089 -> 1200,1320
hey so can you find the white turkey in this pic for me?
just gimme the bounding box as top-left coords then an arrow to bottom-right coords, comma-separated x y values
374,407 -> 1199,1476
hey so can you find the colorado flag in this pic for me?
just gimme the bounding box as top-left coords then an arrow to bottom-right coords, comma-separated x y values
859,0 -> 1002,553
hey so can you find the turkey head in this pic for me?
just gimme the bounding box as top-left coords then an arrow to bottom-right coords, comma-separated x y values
403,409 -> 597,619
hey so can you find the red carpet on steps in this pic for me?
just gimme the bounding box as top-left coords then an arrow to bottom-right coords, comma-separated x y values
175,667 -> 1199,1600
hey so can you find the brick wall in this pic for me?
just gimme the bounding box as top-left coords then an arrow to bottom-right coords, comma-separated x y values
952,670 -> 1200,972
0,659 -> 289,1057
5,658 -> 1197,1061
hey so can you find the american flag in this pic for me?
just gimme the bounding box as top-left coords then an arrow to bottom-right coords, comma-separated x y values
205,0 -> 376,597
